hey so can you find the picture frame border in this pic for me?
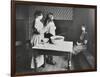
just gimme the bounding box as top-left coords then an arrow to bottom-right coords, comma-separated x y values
11,0 -> 97,76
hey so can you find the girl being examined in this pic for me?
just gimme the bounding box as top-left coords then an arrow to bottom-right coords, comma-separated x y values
44,13 -> 56,65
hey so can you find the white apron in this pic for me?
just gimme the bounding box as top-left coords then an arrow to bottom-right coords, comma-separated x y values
30,19 -> 44,69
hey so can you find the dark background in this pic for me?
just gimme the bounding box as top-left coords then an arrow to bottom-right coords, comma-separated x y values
16,5 -> 96,73
16,5 -> 95,54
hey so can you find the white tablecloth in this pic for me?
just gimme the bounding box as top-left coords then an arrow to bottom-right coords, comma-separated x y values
32,41 -> 73,53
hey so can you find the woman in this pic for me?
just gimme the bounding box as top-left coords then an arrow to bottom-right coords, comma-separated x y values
30,11 -> 45,69
44,13 -> 56,65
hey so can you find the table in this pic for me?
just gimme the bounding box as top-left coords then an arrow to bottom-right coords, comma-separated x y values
32,41 -> 73,72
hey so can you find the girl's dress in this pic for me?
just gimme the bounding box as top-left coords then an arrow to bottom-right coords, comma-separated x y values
80,31 -> 88,45
44,21 -> 56,64
45,21 -> 56,36
30,19 -> 44,68
73,31 -> 88,55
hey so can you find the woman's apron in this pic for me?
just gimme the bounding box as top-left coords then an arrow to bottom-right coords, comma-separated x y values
30,19 -> 44,69
30,34 -> 44,68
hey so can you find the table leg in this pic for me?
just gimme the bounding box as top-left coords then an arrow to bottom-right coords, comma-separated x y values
41,55 -> 46,68
68,52 -> 72,70
44,55 -> 46,67
34,53 -> 37,72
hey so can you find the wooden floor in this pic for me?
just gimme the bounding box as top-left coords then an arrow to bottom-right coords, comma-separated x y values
16,45 -> 95,74
37,56 -> 73,72
16,55 -> 73,73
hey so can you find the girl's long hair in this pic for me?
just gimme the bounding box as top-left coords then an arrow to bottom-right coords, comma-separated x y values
44,13 -> 53,26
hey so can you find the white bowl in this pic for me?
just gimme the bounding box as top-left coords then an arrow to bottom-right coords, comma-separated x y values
50,36 -> 64,45
42,38 -> 49,43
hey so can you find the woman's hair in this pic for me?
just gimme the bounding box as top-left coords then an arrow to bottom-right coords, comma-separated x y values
44,12 -> 53,26
32,11 -> 43,34
81,24 -> 85,28
81,24 -> 87,32
34,10 -> 43,18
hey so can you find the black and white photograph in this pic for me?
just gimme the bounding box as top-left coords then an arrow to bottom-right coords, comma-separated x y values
12,1 -> 97,76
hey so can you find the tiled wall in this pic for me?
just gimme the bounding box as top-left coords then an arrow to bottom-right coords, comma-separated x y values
32,5 -> 73,20
28,5 -> 73,40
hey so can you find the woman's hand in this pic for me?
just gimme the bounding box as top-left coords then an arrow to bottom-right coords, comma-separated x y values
84,40 -> 88,44
42,38 -> 49,43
